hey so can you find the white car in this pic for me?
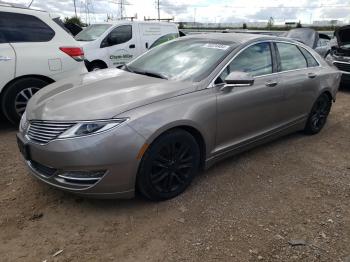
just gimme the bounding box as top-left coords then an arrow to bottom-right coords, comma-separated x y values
75,21 -> 179,71
0,4 -> 87,124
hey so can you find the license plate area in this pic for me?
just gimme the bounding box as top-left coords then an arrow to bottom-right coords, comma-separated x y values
17,135 -> 31,161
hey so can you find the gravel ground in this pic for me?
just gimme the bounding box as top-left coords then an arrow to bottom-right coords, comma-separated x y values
0,90 -> 349,262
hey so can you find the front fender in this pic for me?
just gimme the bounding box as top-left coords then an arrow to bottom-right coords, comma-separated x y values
118,89 -> 217,158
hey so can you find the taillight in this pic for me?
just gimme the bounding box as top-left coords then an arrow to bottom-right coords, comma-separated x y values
59,47 -> 84,62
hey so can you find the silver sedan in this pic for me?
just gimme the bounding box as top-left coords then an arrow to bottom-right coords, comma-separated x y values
17,33 -> 342,200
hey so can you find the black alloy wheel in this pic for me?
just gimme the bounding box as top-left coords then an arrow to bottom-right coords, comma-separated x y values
137,129 -> 200,201
305,93 -> 332,134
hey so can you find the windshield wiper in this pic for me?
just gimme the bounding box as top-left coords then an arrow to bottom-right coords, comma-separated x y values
122,64 -> 134,73
133,70 -> 168,80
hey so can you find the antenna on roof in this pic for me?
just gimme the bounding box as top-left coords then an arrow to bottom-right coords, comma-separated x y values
28,0 -> 34,7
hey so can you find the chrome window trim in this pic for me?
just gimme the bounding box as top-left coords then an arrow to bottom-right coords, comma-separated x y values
333,60 -> 350,65
208,39 -> 322,88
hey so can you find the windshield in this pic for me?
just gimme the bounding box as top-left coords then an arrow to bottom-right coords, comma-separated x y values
128,39 -> 235,82
75,24 -> 112,41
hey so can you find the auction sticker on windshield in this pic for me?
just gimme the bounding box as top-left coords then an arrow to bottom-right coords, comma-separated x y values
202,43 -> 230,50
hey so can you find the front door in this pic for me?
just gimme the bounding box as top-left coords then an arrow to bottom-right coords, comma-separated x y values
215,42 -> 284,153
104,25 -> 140,68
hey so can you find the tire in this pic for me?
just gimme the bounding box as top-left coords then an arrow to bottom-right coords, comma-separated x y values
1,77 -> 50,124
304,93 -> 332,135
89,62 -> 107,71
137,129 -> 200,201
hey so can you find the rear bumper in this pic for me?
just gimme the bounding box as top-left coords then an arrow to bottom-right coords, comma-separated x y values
17,123 -> 146,199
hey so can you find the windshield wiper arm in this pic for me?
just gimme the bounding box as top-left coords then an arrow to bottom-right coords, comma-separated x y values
134,70 -> 168,80
122,64 -> 134,73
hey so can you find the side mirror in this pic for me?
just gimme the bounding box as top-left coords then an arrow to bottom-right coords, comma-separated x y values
224,71 -> 254,88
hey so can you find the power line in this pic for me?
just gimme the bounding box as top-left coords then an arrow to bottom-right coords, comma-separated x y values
158,3 -> 350,9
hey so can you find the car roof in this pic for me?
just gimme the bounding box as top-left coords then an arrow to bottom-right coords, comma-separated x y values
183,32 -> 298,45
0,4 -> 50,17
94,21 -> 177,27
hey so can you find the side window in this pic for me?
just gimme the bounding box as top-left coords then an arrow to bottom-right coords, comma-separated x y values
317,38 -> 330,47
299,47 -> 319,68
0,12 -> 55,43
150,33 -> 179,49
107,25 -> 132,46
216,42 -> 272,83
276,43 -> 307,71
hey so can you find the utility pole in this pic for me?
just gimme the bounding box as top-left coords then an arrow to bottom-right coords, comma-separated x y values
157,0 -> 160,21
120,0 -> 123,19
73,0 -> 77,17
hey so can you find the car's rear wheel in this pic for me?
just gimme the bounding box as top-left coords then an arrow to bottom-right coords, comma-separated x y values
137,129 -> 200,201
304,93 -> 332,135
89,61 -> 107,71
1,77 -> 50,124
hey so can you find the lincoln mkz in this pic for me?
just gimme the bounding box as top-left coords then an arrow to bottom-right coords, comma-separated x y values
17,33 -> 341,200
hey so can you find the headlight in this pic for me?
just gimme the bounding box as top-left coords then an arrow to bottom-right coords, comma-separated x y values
19,112 -> 29,132
58,118 -> 128,139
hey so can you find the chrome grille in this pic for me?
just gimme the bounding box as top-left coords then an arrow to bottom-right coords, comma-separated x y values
27,121 -> 75,144
334,62 -> 350,72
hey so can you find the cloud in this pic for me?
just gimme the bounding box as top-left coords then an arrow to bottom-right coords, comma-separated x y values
159,0 -> 190,16
322,7 -> 350,20
2,0 -> 350,23
249,6 -> 299,21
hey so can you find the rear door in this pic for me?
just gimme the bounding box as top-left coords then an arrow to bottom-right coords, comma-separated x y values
0,12 -> 17,92
102,24 -> 139,67
0,43 -> 16,93
138,23 -> 163,52
274,42 -> 321,123
215,42 -> 284,152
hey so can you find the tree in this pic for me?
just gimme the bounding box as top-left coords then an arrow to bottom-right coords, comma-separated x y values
64,16 -> 84,27
267,16 -> 274,29
243,23 -> 248,29
296,20 -> 302,28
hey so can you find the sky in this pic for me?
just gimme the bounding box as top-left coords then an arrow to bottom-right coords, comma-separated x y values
4,0 -> 350,24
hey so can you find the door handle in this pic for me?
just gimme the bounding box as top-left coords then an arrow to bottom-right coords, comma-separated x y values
129,44 -> 135,49
265,80 -> 278,87
0,56 -> 12,61
308,72 -> 317,79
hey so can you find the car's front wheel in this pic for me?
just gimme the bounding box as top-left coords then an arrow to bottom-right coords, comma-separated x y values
1,77 -> 50,124
304,93 -> 332,135
137,129 -> 200,201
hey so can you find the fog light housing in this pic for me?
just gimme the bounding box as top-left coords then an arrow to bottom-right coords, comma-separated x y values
56,170 -> 106,185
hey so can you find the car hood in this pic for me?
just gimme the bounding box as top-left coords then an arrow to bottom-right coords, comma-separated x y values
285,28 -> 318,49
26,69 -> 197,121
335,25 -> 350,47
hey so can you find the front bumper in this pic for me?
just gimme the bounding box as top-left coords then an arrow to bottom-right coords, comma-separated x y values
17,124 -> 146,199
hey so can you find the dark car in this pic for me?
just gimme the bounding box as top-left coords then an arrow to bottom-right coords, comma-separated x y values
326,25 -> 350,85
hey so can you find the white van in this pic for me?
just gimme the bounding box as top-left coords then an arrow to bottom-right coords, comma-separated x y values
75,21 -> 179,71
